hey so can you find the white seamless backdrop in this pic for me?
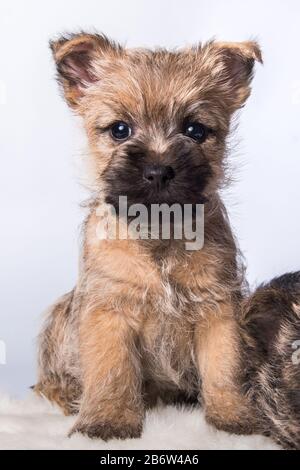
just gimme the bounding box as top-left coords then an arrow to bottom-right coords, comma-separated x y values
0,0 -> 300,395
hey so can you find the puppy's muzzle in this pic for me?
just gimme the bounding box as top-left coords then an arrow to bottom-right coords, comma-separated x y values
143,164 -> 175,190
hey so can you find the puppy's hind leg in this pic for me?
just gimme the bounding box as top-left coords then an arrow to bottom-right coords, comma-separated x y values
34,289 -> 82,415
34,373 -> 81,416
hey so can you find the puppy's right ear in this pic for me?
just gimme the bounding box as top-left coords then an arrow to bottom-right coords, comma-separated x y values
50,32 -> 121,108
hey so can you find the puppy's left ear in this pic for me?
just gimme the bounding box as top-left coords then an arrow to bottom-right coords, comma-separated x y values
50,32 -> 121,108
208,40 -> 263,112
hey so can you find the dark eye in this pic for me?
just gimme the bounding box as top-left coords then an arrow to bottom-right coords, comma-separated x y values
183,121 -> 209,143
110,121 -> 132,141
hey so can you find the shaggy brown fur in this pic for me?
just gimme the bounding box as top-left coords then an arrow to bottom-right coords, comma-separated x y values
242,272 -> 300,450
35,32 -> 263,440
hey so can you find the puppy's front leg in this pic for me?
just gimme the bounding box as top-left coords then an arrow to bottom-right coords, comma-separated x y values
195,306 -> 256,434
71,307 -> 144,440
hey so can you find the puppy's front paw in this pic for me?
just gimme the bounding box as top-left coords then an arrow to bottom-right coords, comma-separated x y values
69,420 -> 143,441
205,410 -> 259,435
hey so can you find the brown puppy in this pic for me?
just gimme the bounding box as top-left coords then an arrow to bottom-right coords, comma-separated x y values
242,272 -> 300,450
35,33 -> 262,440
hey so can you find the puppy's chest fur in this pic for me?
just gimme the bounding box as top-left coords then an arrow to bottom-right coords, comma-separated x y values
139,257 -> 228,390
139,306 -> 198,392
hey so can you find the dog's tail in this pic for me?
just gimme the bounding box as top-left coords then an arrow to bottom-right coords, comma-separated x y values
242,271 -> 300,449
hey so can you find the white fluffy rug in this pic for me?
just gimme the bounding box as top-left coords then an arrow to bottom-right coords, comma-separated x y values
0,392 -> 279,450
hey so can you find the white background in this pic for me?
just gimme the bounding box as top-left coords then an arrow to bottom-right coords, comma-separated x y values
0,0 -> 299,396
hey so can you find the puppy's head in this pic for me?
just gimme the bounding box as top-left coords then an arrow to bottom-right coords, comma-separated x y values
51,33 -> 262,207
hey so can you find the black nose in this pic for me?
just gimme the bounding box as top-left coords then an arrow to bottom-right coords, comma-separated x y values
143,164 -> 175,188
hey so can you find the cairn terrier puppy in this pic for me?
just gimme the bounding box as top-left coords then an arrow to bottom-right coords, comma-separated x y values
35,33 -> 263,440
242,272 -> 300,450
